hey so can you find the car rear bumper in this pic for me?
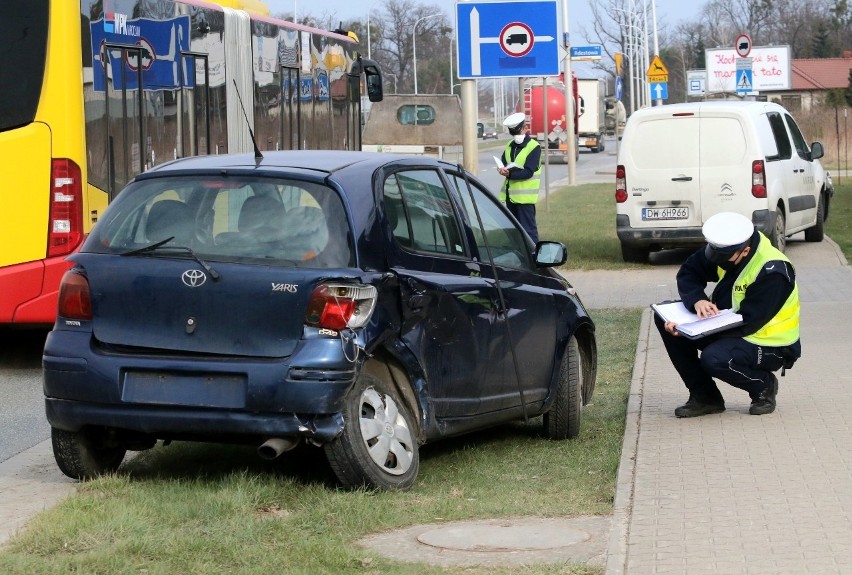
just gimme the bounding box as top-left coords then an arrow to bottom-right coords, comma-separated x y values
43,329 -> 358,442
45,398 -> 345,442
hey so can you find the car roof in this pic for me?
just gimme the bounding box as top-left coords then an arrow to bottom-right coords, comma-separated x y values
630,100 -> 788,120
142,150 -> 456,178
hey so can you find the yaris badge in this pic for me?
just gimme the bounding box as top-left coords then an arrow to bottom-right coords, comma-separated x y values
182,269 -> 207,287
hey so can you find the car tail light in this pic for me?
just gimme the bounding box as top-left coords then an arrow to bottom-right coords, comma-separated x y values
615,165 -> 628,203
305,283 -> 378,330
48,159 -> 84,257
57,270 -> 92,320
751,160 -> 767,198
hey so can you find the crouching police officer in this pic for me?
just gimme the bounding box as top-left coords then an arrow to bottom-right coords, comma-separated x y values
655,212 -> 801,417
497,112 -> 542,243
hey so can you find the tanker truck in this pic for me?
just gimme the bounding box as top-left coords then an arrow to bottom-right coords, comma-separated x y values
516,73 -> 580,163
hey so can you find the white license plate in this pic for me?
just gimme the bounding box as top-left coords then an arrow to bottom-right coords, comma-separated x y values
642,207 -> 688,221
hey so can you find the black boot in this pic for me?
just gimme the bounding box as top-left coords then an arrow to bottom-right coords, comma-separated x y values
675,396 -> 726,418
749,373 -> 778,415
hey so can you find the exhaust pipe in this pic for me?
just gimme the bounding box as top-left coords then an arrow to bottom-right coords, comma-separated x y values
257,437 -> 300,460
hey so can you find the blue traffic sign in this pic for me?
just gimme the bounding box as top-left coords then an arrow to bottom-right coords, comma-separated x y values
650,81 -> 668,100
456,1 -> 560,79
736,69 -> 754,94
570,45 -> 603,60
615,77 -> 623,101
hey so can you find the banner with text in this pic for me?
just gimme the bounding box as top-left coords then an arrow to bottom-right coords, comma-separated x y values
704,45 -> 791,93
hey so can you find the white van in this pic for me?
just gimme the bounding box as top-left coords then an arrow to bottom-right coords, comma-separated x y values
615,101 -> 834,263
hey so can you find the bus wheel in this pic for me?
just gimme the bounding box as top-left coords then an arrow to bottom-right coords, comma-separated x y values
52,427 -> 127,480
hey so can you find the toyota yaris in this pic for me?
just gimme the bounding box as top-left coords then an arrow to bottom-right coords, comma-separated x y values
44,151 -> 597,490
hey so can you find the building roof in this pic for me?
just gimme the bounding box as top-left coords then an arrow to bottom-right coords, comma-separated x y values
791,58 -> 852,90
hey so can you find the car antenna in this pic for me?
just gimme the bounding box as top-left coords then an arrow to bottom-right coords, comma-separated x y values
456,163 -> 529,425
232,79 -> 263,162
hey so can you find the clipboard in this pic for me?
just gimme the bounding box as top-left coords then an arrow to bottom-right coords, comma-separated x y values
651,300 -> 743,340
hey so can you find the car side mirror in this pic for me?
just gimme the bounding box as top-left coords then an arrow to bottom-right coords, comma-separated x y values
535,241 -> 567,267
810,141 -> 824,160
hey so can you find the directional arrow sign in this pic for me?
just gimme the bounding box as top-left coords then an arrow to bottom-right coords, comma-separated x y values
456,1 -> 559,78
651,81 -> 668,100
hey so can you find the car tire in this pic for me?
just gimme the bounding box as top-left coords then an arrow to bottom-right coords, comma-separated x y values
804,193 -> 825,242
324,374 -> 419,490
543,336 -> 581,440
621,243 -> 650,263
51,427 -> 127,480
770,207 -> 786,252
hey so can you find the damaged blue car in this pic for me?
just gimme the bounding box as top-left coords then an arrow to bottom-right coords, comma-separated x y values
44,150 -> 597,490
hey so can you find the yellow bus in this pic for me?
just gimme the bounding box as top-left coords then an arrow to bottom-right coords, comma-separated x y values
0,0 -> 382,325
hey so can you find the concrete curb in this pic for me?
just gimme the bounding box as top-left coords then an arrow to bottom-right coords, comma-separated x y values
604,308 -> 652,575
0,439 -> 75,547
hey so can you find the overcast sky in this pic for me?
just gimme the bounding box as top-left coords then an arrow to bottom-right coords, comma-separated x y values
265,0 -> 697,46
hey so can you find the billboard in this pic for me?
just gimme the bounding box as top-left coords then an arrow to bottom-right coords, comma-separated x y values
704,45 -> 791,93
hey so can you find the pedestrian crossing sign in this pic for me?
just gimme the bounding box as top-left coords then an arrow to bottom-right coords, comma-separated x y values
736,69 -> 753,94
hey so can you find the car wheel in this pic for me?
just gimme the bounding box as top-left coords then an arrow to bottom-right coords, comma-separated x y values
621,243 -> 650,263
804,193 -> 825,242
543,336 -> 581,440
51,427 -> 127,480
770,207 -> 786,252
324,374 -> 419,490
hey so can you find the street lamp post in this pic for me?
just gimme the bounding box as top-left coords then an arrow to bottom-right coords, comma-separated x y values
366,0 -> 380,60
413,13 -> 440,95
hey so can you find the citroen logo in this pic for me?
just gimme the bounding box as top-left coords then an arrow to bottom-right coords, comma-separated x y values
182,269 -> 207,288
720,183 -> 733,193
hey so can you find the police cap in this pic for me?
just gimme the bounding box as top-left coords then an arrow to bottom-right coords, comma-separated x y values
503,112 -> 526,133
702,212 -> 754,264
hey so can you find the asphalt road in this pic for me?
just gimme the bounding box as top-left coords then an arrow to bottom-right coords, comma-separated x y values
0,329 -> 50,462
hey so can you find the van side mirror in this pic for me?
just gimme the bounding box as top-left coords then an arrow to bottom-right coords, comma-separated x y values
810,141 -> 824,160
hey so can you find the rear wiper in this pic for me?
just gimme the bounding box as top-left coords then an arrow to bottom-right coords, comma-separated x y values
121,237 -> 221,281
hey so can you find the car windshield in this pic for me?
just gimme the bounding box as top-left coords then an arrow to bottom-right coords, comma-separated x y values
84,175 -> 354,267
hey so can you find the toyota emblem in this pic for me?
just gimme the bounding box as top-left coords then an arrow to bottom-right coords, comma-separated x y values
182,269 -> 207,287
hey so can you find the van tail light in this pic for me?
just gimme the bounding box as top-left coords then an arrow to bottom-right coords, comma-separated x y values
48,159 -> 84,257
751,160 -> 767,198
57,270 -> 92,320
305,283 -> 378,331
615,164 -> 628,203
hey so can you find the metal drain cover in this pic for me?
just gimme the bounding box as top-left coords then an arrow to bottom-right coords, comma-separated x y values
360,515 -> 610,568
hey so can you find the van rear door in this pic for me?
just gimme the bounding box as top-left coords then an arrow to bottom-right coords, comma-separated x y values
624,111 -> 701,228
697,109 -> 750,220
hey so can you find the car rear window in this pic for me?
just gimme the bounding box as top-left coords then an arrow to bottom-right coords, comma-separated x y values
630,116 -> 699,170
700,117 -> 747,168
85,176 -> 353,267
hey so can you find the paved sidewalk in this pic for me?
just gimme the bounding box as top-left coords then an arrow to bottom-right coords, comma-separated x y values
571,236 -> 852,575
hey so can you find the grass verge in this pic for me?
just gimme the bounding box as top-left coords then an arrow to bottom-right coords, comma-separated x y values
825,180 -> 852,261
0,308 -> 641,575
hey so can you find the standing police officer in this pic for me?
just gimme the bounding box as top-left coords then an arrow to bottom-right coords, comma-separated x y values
497,112 -> 542,243
655,212 -> 801,417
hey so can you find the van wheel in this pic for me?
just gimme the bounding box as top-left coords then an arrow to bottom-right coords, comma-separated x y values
770,208 -> 786,252
51,427 -> 126,480
543,336 -> 582,440
621,243 -> 650,263
324,374 -> 419,490
804,194 -> 825,242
